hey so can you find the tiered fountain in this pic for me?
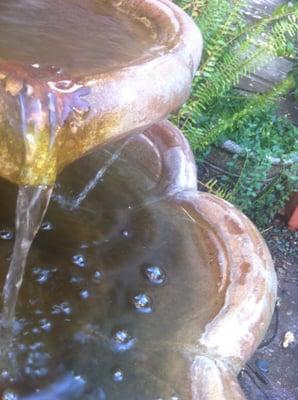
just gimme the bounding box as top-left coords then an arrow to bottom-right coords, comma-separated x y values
0,0 -> 276,399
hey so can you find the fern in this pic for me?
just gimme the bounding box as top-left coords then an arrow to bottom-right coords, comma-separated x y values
200,178 -> 233,201
174,0 -> 298,150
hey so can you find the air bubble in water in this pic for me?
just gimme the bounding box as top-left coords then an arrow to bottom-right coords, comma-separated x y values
41,221 -> 54,231
51,302 -> 72,315
92,271 -> 102,283
131,293 -> 153,314
1,370 -> 10,381
143,266 -> 166,285
0,230 -> 13,240
111,329 -> 135,352
32,268 -> 52,284
72,254 -> 87,268
112,368 -> 124,382
39,319 -> 52,332
80,289 -> 90,300
2,390 -> 18,400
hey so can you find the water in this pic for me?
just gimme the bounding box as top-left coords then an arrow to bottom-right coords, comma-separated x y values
0,0 -> 159,74
0,145 -> 225,399
2,186 -> 52,323
0,1 -> 223,396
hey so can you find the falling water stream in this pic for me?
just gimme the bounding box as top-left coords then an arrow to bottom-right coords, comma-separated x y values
2,186 -> 53,323
0,0 -> 159,324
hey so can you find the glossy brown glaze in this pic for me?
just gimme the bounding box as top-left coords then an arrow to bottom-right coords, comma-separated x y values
0,0 -> 202,185
124,121 -> 277,399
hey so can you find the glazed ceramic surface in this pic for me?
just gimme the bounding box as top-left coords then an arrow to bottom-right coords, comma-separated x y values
0,0 -> 202,185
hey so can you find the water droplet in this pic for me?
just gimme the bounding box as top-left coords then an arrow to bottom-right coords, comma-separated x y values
0,230 -> 13,240
41,221 -> 54,231
112,368 -> 124,382
72,254 -> 87,268
131,293 -> 153,314
92,271 -> 102,284
51,302 -> 72,316
111,329 -> 135,352
143,266 -> 166,285
121,230 -> 130,238
39,319 -> 52,332
2,390 -> 18,400
80,289 -> 90,300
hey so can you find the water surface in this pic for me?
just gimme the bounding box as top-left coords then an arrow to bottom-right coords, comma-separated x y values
0,0 -> 159,74
0,145 -> 224,399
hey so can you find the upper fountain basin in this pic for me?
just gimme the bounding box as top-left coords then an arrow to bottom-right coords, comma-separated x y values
0,0 -> 202,185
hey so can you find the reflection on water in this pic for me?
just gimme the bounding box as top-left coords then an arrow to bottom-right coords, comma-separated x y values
0,146 -> 224,399
0,0 -> 159,74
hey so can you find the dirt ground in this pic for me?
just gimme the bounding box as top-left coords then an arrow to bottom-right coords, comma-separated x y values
239,218 -> 298,400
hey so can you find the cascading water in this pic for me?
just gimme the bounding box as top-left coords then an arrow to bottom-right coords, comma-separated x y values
2,185 -> 53,323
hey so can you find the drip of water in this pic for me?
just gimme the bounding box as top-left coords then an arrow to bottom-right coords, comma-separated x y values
1,185 -> 53,323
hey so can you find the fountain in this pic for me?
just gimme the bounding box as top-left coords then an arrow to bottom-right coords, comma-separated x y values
0,0 -> 277,399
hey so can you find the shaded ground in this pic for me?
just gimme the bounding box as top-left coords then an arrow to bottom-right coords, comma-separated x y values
239,218 -> 298,400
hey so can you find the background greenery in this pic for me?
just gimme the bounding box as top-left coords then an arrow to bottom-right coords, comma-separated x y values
174,0 -> 298,228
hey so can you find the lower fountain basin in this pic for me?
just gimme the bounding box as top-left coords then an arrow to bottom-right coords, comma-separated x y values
0,121 -> 276,399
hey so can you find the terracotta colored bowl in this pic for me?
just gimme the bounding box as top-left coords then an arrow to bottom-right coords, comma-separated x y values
29,119 -> 274,400
0,120 -> 276,398
116,121 -> 277,399
0,0 -> 202,185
